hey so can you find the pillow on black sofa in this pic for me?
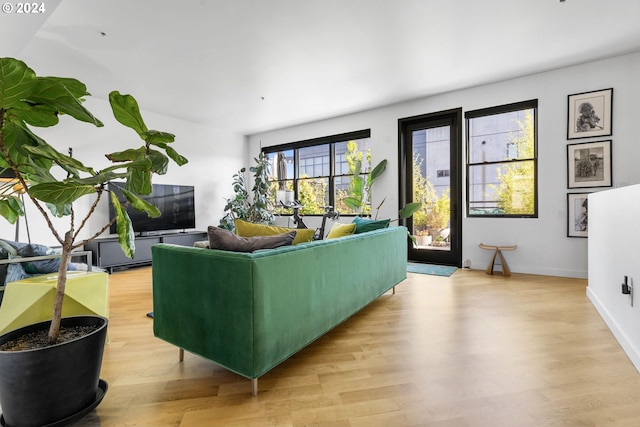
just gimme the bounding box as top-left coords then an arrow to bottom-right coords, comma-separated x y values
0,240 -> 77,286
207,226 -> 295,252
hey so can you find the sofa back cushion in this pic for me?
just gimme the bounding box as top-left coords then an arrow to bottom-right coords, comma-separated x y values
208,226 -> 295,252
234,219 -> 315,245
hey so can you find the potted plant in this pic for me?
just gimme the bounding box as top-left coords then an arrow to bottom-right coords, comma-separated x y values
415,229 -> 431,247
0,57 -> 187,426
342,158 -> 421,232
219,152 -> 275,231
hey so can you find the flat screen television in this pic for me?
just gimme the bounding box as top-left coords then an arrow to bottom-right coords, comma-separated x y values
108,182 -> 196,235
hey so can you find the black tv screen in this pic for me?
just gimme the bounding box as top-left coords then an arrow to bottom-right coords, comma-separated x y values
108,182 -> 196,234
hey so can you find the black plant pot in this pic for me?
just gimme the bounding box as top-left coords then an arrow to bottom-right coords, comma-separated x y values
0,315 -> 108,427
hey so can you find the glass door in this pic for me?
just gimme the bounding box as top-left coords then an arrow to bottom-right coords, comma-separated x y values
399,109 -> 462,267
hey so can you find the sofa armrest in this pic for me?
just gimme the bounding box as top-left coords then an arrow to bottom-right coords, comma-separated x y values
151,244 -> 258,378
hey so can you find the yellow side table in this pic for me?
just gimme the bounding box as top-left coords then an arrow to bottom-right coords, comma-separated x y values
0,271 -> 109,335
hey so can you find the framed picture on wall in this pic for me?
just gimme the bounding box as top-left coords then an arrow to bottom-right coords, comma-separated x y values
567,193 -> 589,238
567,88 -> 613,139
567,140 -> 612,188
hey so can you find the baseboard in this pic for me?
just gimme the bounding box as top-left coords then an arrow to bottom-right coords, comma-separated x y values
587,286 -> 640,373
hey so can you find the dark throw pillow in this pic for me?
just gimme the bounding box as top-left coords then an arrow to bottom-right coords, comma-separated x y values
207,226 -> 295,252
351,216 -> 390,234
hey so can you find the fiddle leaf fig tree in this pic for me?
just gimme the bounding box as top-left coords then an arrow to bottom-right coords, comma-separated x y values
342,158 -> 421,221
0,57 -> 188,344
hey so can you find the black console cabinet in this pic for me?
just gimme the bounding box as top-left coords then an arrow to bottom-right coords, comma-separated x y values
85,231 -> 207,272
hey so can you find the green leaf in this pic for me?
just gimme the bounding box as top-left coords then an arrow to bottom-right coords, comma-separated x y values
0,197 -> 23,224
46,201 -> 71,217
28,77 -> 103,126
109,91 -> 148,136
153,142 -> 188,166
143,130 -> 175,144
110,191 -> 135,258
164,145 -> 188,166
126,168 -> 152,195
408,232 -> 417,245
28,181 -> 96,206
399,202 -> 422,219
100,159 -> 151,177
368,159 -> 387,186
46,77 -> 90,98
105,147 -> 146,162
352,159 -> 362,177
1,122 -> 55,177
343,196 -> 363,210
0,58 -> 36,109
351,175 -> 364,196
10,101 -> 59,127
119,187 -> 161,218
147,149 -> 169,175
23,143 -> 94,175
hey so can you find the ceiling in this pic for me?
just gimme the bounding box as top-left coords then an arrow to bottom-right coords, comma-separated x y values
3,0 -> 640,136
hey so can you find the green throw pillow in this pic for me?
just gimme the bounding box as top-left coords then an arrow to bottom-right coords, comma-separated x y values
351,216 -> 390,234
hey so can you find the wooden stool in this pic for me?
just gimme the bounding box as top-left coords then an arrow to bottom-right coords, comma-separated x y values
479,243 -> 517,276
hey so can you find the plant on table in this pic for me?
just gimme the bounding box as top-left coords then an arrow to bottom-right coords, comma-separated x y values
0,57 -> 188,344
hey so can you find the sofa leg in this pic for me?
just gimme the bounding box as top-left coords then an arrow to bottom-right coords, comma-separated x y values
392,286 -> 396,295
251,378 -> 258,396
179,348 -> 184,362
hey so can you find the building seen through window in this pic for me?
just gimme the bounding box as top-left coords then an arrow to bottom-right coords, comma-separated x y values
263,130 -> 372,215
466,100 -> 538,217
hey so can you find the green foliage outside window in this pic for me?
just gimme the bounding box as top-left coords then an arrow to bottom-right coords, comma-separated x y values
341,140 -> 374,215
492,111 -> 535,215
298,177 -> 327,214
411,153 -> 450,233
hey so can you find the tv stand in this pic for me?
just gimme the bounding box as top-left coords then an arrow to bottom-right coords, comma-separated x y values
84,230 -> 207,273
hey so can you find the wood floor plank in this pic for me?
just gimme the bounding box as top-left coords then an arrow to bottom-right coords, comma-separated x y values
71,267 -> 640,426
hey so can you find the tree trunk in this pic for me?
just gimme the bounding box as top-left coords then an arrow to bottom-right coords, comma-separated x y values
48,233 -> 73,343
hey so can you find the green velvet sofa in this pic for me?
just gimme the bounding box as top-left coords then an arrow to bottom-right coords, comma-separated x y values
151,226 -> 407,395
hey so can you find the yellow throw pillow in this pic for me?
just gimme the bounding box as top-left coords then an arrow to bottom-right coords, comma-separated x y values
234,219 -> 315,245
326,222 -> 356,239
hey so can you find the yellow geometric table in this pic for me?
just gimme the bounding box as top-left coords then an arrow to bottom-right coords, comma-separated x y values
0,271 -> 109,335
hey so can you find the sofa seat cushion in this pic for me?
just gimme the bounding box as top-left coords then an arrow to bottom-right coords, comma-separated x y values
207,226 -> 295,252
351,216 -> 390,234
234,219 -> 315,245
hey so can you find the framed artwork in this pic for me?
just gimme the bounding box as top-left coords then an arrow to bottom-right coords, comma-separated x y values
567,193 -> 589,238
567,88 -> 613,139
567,140 -> 612,188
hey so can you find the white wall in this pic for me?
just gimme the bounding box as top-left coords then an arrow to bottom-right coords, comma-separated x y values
248,51 -> 640,278
0,97 -> 245,248
588,185 -> 640,372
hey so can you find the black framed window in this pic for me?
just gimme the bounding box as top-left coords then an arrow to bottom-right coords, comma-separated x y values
466,100 -> 538,217
263,129 -> 371,215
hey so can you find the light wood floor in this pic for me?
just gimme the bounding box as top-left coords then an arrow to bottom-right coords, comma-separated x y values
74,267 -> 640,427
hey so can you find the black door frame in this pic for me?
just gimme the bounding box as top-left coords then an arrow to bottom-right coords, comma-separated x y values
398,108 -> 463,267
